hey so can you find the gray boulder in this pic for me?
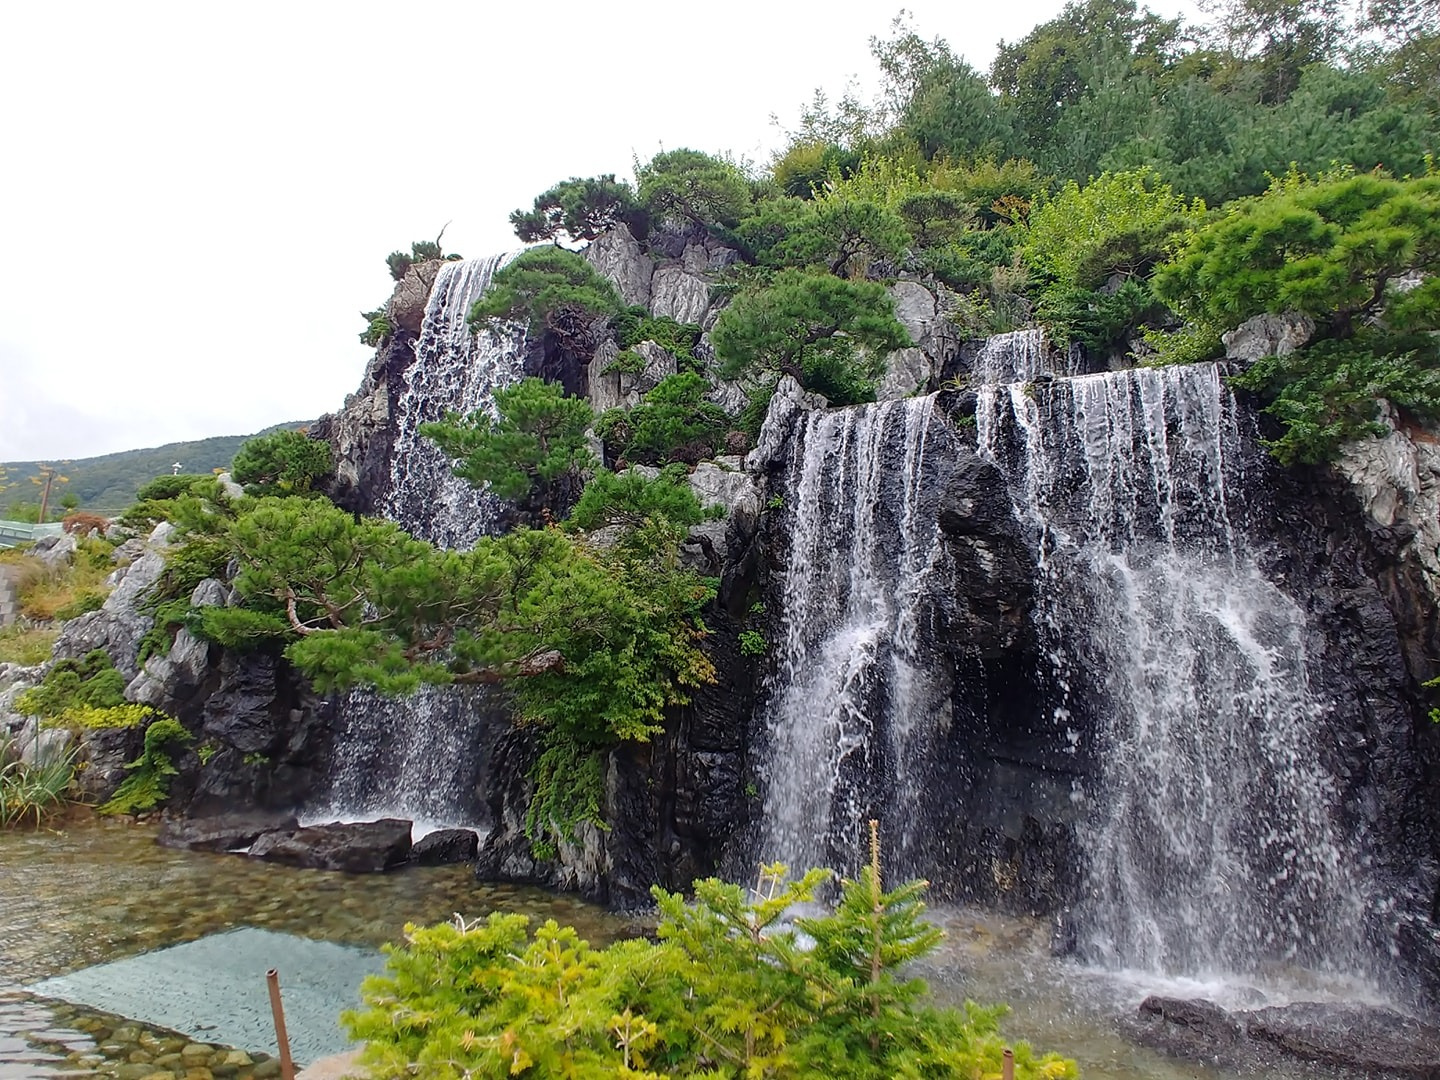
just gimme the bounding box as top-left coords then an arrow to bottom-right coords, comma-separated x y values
586,228 -> 654,308
386,259 -> 445,335
1122,995 -> 1440,1077
249,818 -> 414,872
650,266 -> 711,325
1223,311 -> 1314,362
410,828 -> 480,865
877,347 -> 935,401
157,811 -> 301,852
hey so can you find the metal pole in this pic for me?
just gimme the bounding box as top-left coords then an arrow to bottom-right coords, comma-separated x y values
1002,1047 -> 1015,1080
266,968 -> 296,1080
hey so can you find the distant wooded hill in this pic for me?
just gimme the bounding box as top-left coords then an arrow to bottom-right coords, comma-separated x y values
2,421 -> 315,512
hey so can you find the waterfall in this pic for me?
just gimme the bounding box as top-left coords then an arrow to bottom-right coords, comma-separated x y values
758,396 -> 952,876
310,254 -> 525,833
384,253 -> 525,548
970,328 -> 1071,386
976,363 -> 1371,978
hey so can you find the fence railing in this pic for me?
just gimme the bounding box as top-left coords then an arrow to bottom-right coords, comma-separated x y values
0,520 -> 66,549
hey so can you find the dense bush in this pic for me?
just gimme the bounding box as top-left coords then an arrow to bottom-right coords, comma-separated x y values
230,429 -> 332,497
1231,332 -> 1440,464
595,374 -> 731,465
421,378 -> 596,502
344,851 -> 1077,1080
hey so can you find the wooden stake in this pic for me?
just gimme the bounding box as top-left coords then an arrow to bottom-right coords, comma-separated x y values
1002,1046 -> 1015,1080
266,968 -> 296,1080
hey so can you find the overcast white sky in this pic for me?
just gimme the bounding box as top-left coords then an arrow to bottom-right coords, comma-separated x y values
0,0 -> 1196,462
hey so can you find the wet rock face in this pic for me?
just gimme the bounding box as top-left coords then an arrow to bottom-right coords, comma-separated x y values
409,828 -> 479,866
248,818 -> 413,873
156,811 -> 301,853
312,329 -> 419,517
1123,995 -> 1440,1078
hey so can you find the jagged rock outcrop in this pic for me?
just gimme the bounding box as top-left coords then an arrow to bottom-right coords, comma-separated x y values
312,330 -> 417,516
1223,310 -> 1315,362
52,522 -> 173,681
585,227 -> 653,307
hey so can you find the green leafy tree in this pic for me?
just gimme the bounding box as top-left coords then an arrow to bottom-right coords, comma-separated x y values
421,378 -> 596,502
510,175 -> 643,244
568,465 -> 716,545
1023,168 -> 1204,351
1154,171 -> 1440,337
991,0 -> 1181,162
594,374 -> 731,466
230,429 -> 333,496
468,247 -> 622,347
711,270 -> 913,406
769,198 -> 913,276
636,149 -> 752,231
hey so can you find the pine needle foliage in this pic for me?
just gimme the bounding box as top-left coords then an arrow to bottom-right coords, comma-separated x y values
344,847 -> 1077,1080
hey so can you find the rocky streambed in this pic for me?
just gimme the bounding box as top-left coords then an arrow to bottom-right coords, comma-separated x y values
4,816 -> 1437,1080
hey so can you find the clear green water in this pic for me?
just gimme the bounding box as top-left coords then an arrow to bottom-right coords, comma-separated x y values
0,818 -> 1386,1079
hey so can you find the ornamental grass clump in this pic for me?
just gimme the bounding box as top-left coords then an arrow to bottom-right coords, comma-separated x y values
0,730 -> 77,827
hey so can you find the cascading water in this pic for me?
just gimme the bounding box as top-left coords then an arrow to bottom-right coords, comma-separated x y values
975,362 -> 1372,979
758,395 -> 952,875
312,254 -> 525,832
384,253 -> 526,548
971,328 -> 1070,386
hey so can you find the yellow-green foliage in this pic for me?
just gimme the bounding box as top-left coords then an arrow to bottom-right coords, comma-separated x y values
344,861 -> 1078,1080
0,625 -> 57,667
98,717 -> 191,816
52,703 -> 157,731
14,537 -> 115,622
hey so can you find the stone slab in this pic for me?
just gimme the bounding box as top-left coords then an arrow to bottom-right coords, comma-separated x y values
29,928 -> 384,1066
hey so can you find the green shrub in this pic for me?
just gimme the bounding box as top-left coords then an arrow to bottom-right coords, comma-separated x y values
231,429 -> 332,496
343,853 -> 1077,1080
594,374 -> 731,465
738,629 -> 767,656
135,474 -> 215,502
360,308 -> 393,347
468,248 -> 622,339
612,312 -> 705,369
53,703 -> 157,730
15,650 -> 126,718
1230,332 -> 1440,464
98,717 -> 191,816
420,378 -> 597,501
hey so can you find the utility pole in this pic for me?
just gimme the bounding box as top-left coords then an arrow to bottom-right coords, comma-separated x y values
36,467 -> 56,525
32,464 -> 69,525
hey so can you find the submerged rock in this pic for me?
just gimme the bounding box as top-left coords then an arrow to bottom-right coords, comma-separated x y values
248,819 -> 413,872
1122,995 -> 1440,1077
156,812 -> 300,853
